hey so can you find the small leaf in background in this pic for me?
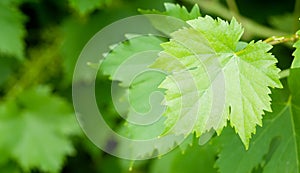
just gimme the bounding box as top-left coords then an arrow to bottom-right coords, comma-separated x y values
0,2 -> 26,59
68,0 -> 111,16
0,86 -> 81,172
139,3 -> 201,35
140,3 -> 200,21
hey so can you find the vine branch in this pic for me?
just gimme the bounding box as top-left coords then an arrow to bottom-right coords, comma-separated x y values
263,34 -> 299,45
279,69 -> 290,79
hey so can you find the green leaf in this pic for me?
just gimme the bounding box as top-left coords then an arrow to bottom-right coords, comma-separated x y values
140,3 -> 200,21
216,76 -> 300,173
68,0 -> 111,16
118,117 -> 166,140
100,35 -> 167,119
0,2 -> 26,59
0,86 -> 80,172
128,71 -> 166,114
289,68 -> 300,102
288,68 -> 300,158
150,136 -> 217,173
139,3 -> 201,35
292,30 -> 300,68
101,35 -> 164,85
151,16 -> 282,148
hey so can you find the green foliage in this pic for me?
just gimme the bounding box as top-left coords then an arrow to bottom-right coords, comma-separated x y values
101,35 -> 166,118
0,1 -> 26,59
0,0 -> 299,173
140,3 -> 200,21
0,86 -> 80,172
68,0 -> 111,16
139,3 -> 201,35
101,35 -> 164,84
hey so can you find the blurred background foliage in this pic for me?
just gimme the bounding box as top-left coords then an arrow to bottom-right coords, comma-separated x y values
0,0 -> 298,172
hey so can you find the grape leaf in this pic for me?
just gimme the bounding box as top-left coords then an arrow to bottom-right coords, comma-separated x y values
0,86 -> 80,172
0,2 -> 26,59
139,3 -> 201,35
151,16 -> 282,148
100,35 -> 166,116
101,35 -> 164,86
216,70 -> 300,173
292,30 -> 300,68
118,116 -> 166,140
68,0 -> 111,16
140,3 -> 200,21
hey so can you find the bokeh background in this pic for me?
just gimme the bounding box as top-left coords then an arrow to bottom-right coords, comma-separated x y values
0,0 -> 298,172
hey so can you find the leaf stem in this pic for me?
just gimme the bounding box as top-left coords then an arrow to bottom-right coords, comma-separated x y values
263,34 -> 299,45
279,69 -> 290,79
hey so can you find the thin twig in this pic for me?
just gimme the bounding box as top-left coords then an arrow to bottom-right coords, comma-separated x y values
263,34 -> 299,45
279,69 -> 290,79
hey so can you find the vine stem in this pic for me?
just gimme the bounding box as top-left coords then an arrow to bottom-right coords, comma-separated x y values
279,69 -> 290,79
263,34 -> 299,45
